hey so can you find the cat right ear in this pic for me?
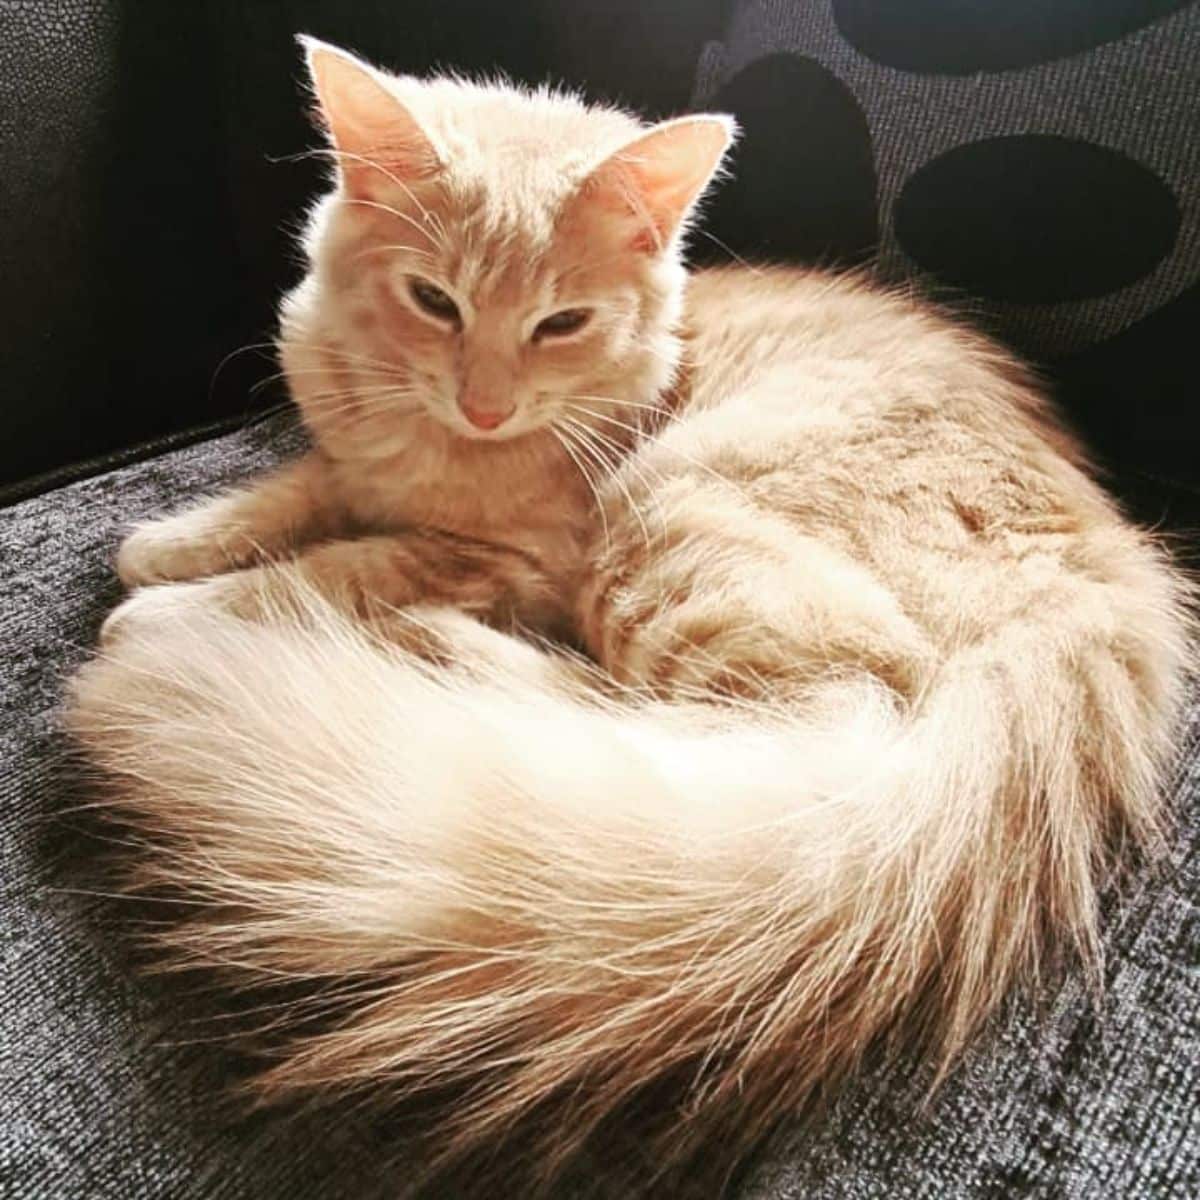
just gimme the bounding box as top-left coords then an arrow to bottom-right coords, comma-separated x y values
298,35 -> 441,194
570,115 -> 737,253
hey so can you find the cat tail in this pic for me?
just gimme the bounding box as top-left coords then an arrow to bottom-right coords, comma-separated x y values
68,578 -> 1189,1192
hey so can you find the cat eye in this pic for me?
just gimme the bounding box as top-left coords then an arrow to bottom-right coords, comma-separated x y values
408,278 -> 461,325
533,308 -> 591,341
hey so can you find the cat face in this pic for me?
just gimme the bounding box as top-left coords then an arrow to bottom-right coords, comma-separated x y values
310,155 -> 676,444
287,39 -> 733,448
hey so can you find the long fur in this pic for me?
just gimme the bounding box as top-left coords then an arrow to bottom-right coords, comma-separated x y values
70,549 -> 1192,1190
68,45 -> 1196,1197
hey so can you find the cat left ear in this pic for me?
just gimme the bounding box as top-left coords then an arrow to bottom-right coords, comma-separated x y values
298,35 -> 441,193
578,115 -> 737,252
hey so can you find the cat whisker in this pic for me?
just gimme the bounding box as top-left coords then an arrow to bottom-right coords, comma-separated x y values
351,243 -> 437,267
248,369 -> 397,403
312,144 -> 453,248
570,403 -> 740,494
557,414 -> 621,478
299,384 -> 424,423
561,393 -> 673,419
208,340 -> 287,404
558,415 -> 653,553
330,151 -> 451,249
694,230 -> 766,276
556,249 -> 644,282
344,196 -> 448,252
563,405 -> 670,544
560,412 -> 657,551
249,362 -> 410,406
244,399 -> 296,423
296,148 -> 420,210
564,404 -> 652,442
550,423 -> 612,553
297,389 -> 378,412
285,342 -> 410,375
207,339 -> 403,420
628,336 -> 684,367
221,401 -> 305,443
588,427 -> 667,549
358,392 -> 424,418
324,150 -> 453,253
346,386 -> 424,412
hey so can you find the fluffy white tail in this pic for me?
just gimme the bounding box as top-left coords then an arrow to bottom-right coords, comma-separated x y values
70,583 -> 1189,1191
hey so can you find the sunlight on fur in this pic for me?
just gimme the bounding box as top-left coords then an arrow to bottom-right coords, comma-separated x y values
68,34 -> 1195,1198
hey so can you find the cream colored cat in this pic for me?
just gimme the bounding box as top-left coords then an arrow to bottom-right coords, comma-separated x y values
71,36 -> 1193,1195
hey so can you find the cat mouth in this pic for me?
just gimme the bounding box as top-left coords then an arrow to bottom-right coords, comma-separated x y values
449,412 -> 529,442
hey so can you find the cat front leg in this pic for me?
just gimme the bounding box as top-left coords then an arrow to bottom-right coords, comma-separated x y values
103,531 -> 570,645
116,454 -> 342,587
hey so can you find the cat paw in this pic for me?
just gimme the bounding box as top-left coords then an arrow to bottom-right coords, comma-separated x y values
115,519 -> 233,588
99,579 -> 230,647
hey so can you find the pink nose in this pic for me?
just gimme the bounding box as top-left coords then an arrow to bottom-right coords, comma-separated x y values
459,398 -> 514,430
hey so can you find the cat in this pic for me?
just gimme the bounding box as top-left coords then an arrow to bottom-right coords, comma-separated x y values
70,35 -> 1194,1196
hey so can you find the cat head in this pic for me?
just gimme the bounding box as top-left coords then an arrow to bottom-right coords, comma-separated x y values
280,37 -> 734,451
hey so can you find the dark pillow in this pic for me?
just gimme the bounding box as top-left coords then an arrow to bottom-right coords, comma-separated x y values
692,1 -> 1200,486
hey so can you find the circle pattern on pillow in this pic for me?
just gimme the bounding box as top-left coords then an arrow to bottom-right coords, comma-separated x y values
894,136 -> 1180,303
703,53 -> 877,264
832,0 -> 1196,74
692,0 -> 1200,480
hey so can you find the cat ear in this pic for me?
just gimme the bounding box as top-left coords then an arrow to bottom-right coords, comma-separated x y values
298,35 -> 440,193
576,115 -> 737,252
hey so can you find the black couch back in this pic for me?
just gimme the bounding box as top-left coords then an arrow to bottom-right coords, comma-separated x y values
3,0 -> 1197,505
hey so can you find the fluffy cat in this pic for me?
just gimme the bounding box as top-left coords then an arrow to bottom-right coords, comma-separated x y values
70,36 -> 1193,1195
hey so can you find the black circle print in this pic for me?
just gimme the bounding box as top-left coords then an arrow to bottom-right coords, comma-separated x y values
834,0 -> 1197,74
702,53 -> 877,266
894,136 -> 1180,304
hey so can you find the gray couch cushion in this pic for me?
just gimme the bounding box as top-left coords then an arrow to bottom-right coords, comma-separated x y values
2,417 -> 1198,1198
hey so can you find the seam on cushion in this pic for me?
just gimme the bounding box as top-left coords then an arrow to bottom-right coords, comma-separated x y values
0,414 -> 269,510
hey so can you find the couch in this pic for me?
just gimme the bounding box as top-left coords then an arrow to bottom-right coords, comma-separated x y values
3,2 -> 1198,1196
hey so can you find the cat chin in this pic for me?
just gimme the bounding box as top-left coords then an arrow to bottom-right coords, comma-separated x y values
436,412 -> 545,443
453,428 -> 540,446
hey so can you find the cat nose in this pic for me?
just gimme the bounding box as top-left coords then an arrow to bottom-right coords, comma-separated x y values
458,395 -> 515,430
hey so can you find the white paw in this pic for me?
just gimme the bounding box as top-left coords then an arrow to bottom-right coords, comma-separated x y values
99,579 -> 227,647
115,520 -> 230,588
